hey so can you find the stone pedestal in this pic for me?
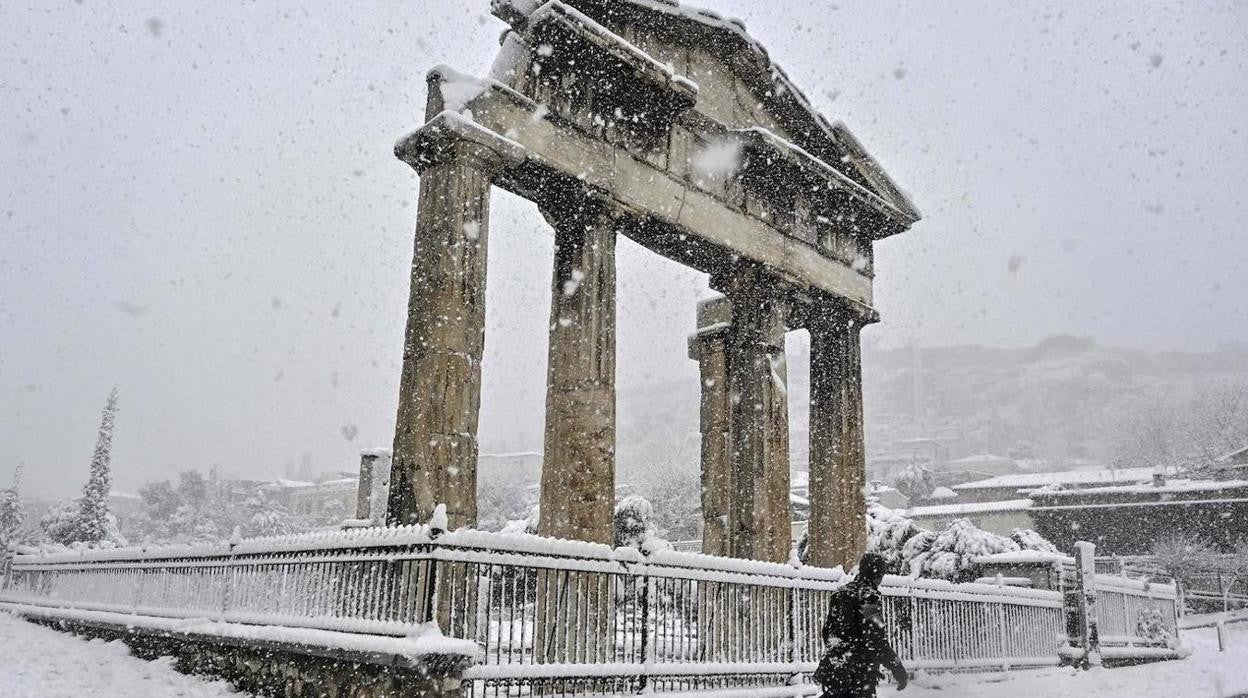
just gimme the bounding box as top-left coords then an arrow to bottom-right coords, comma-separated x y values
806,301 -> 872,569
537,202 -> 618,545
388,151 -> 494,530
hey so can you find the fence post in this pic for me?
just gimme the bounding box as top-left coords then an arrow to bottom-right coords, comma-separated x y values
1,545 -> 13,592
789,578 -> 801,667
638,572 -> 654,692
996,599 -> 1010,671
1074,541 -> 1101,667
220,540 -> 238,622
133,546 -> 147,613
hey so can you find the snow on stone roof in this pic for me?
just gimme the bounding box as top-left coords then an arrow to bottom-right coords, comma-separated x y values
491,0 -> 920,225
904,498 -> 1034,518
954,466 -> 1157,491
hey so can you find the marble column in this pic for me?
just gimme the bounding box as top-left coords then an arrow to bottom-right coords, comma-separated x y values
388,147 -> 495,530
807,300 -> 873,569
537,200 -> 618,545
688,296 -> 733,558
721,275 -> 792,563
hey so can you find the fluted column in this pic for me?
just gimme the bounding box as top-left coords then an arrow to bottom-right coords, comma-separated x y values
688,296 -> 733,557
721,274 -> 791,563
537,200 -> 618,545
388,147 -> 496,530
807,300 -> 874,569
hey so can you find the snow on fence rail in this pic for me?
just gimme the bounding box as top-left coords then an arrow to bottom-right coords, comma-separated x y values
0,528 -> 1152,694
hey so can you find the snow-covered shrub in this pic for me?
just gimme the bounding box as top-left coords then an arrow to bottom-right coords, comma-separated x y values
1010,527 -> 1059,554
614,495 -> 670,553
797,504 -> 924,572
499,506 -> 540,536
891,462 -> 935,504
40,499 -> 83,546
909,518 -> 1020,582
866,503 -> 926,573
1135,607 -> 1176,647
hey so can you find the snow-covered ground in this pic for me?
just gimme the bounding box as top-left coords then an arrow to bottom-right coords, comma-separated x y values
2,610 -> 1246,697
907,621 -> 1248,698
0,613 -> 238,697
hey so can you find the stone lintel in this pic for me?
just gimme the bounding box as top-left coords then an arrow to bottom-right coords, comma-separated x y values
396,72 -> 875,304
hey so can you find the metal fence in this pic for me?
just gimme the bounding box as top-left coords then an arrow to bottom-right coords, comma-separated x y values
0,529 -> 1169,695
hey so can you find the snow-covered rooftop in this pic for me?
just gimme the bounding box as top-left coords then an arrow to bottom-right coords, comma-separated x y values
954,466 -> 1158,491
1033,478 -> 1248,498
904,499 -> 1034,518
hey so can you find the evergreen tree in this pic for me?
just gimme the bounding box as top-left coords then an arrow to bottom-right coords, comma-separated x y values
0,464 -> 24,551
75,388 -> 119,544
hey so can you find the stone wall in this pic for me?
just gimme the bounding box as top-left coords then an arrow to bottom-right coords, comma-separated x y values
25,618 -> 468,698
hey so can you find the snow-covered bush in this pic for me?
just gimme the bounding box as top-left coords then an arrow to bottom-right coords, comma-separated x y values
798,504 -> 924,572
614,495 -> 669,553
1011,527 -> 1059,553
866,503 -> 927,573
1135,607 -> 1176,647
499,506 -> 540,536
909,518 -> 1020,582
891,462 -> 935,504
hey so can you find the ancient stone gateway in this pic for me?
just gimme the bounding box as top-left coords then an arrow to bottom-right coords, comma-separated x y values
387,0 -> 919,568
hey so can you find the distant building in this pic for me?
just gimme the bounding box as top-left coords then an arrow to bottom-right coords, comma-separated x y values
107,490 -> 142,518
952,466 -> 1157,504
262,474 -> 358,518
1029,477 -> 1248,555
1212,446 -> 1248,481
902,499 -> 1034,537
929,453 -> 1021,486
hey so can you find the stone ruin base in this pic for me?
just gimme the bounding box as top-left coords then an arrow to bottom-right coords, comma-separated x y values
25,616 -> 469,698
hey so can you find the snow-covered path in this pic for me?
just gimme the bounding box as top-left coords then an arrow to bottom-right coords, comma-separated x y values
0,612 -> 241,697
904,622 -> 1248,698
3,609 -> 1247,697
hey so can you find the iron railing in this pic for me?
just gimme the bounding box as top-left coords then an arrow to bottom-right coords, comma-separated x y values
0,528 -> 1172,695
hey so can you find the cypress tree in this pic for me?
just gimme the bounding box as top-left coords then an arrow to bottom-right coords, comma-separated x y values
75,388 -> 119,544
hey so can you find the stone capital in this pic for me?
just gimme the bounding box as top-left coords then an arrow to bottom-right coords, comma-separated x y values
394,112 -> 519,176
799,292 -> 880,334
537,188 -> 620,233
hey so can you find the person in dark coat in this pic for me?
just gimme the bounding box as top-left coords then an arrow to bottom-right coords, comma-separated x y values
812,553 -> 908,697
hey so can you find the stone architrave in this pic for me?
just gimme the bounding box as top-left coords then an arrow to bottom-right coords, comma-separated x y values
806,299 -> 874,569
387,146 -> 497,531
719,274 -> 792,564
537,200 -> 618,545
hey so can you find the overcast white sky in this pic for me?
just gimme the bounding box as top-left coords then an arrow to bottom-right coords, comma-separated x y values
2,1 -> 1246,499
